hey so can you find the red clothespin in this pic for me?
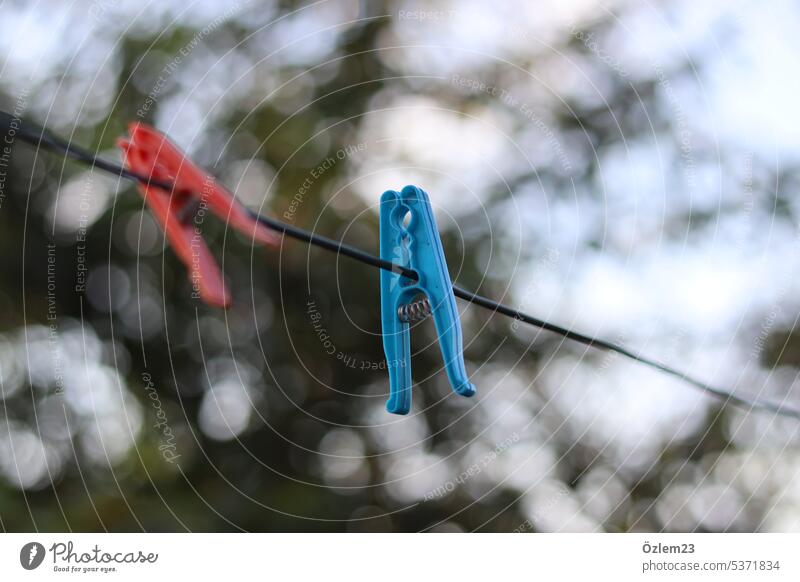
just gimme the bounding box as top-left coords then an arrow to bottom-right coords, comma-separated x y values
117,123 -> 279,308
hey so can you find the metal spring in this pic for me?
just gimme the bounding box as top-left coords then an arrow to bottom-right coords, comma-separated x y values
397,298 -> 432,322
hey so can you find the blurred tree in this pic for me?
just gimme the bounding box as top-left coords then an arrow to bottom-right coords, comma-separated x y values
1,0 -> 799,533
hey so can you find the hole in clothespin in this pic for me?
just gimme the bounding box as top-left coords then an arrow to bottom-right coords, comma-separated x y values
175,197 -> 202,225
392,207 -> 412,230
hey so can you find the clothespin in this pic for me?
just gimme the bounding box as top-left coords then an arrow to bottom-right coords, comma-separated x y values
379,185 -> 476,414
117,123 -> 278,308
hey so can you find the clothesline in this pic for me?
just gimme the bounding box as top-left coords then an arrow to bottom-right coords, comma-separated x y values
1,110 -> 797,420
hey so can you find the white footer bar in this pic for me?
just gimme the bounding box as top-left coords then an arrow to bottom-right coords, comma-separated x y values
1,533 -> 797,580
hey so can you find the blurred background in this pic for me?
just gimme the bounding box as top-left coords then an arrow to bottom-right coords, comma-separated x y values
1,0 -> 800,532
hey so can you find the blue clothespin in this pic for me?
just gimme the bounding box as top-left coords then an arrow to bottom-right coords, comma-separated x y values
379,185 -> 476,414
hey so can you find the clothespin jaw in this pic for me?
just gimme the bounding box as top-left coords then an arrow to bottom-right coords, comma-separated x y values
379,185 -> 476,414
117,123 -> 279,308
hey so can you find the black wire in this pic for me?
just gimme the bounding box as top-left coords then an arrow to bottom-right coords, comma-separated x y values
251,213 -> 414,277
3,110 -> 798,420
452,286 -> 797,418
